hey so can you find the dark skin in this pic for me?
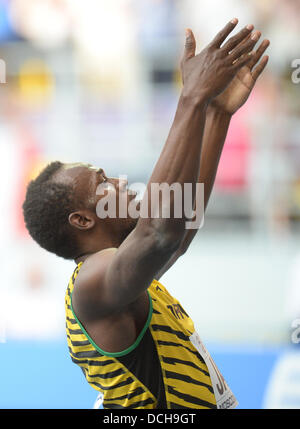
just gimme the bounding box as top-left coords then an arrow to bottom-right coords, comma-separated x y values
55,20 -> 270,353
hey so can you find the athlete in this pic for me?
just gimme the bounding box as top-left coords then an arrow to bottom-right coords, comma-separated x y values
23,19 -> 269,409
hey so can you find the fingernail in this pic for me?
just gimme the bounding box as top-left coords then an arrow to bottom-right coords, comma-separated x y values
251,32 -> 259,40
231,18 -> 238,24
247,24 -> 254,30
185,28 -> 191,38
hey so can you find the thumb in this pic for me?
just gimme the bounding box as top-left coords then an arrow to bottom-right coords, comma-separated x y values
183,28 -> 196,61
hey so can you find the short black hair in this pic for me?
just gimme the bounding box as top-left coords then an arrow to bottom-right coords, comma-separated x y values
23,161 -> 81,260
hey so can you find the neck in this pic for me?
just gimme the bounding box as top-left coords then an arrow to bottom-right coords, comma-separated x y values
74,253 -> 92,265
73,231 -> 128,266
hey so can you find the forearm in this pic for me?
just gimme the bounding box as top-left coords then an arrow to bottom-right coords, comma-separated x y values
200,104 -> 232,211
137,92 -> 208,240
136,19 -> 258,246
150,93 -> 207,187
177,104 -> 232,254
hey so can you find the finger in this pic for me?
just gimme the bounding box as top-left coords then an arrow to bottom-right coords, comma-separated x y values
252,55 -> 269,81
226,33 -> 251,62
248,39 -> 270,70
231,51 -> 254,70
221,24 -> 254,53
209,18 -> 239,48
230,32 -> 251,53
183,28 -> 196,61
229,31 -> 261,62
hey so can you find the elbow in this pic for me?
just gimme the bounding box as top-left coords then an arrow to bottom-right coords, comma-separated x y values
177,243 -> 188,257
151,223 -> 185,255
137,221 -> 184,255
156,231 -> 183,254
173,237 -> 190,259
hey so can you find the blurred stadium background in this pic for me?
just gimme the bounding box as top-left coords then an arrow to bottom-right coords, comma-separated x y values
0,0 -> 300,409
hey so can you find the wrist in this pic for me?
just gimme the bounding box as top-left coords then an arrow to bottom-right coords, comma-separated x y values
207,102 -> 233,120
180,89 -> 210,110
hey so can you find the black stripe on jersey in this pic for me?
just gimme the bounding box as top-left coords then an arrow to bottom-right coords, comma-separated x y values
165,370 -> 214,394
71,269 -> 79,285
151,324 -> 190,341
90,376 -> 134,391
104,397 -> 155,409
67,337 -> 91,347
70,349 -> 101,359
161,355 -> 210,377
68,328 -> 84,335
194,352 -> 207,366
167,385 -> 216,409
157,340 -> 205,363
70,357 -> 115,367
169,402 -> 194,409
85,368 -> 126,379
66,317 -> 78,325
152,309 -> 161,315
103,387 -> 145,403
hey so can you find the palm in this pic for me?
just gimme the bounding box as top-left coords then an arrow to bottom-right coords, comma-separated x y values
213,65 -> 255,114
212,39 -> 269,115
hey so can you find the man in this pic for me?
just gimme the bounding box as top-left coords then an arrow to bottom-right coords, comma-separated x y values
23,19 -> 269,409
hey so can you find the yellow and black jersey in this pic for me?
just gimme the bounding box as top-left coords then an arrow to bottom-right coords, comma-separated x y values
65,263 -> 237,409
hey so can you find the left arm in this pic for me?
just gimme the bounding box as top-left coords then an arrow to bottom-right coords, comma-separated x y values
156,36 -> 270,279
156,104 -> 231,279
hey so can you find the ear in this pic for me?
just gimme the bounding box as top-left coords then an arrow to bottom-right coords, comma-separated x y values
68,210 -> 96,231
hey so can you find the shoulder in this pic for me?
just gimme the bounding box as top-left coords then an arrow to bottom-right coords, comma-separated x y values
75,248 -> 118,287
72,248 -> 118,320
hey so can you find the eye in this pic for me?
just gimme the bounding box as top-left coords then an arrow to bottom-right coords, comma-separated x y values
101,171 -> 108,183
95,168 -> 107,183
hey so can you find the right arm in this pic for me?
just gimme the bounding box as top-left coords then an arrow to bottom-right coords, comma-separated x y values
73,19 -> 256,320
73,95 -> 208,319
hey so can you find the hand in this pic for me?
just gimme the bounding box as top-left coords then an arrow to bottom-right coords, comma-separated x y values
180,19 -> 261,104
210,37 -> 270,114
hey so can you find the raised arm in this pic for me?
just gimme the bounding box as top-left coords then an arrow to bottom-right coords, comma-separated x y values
73,19 -> 257,320
199,37 -> 270,209
156,34 -> 270,278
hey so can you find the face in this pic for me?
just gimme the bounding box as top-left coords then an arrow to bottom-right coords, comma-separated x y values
54,162 -> 139,236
